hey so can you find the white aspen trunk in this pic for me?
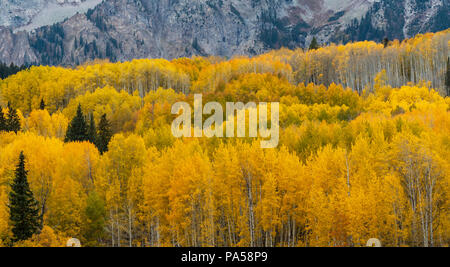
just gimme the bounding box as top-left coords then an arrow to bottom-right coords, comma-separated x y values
156,216 -> 160,247
110,209 -> 115,247
345,150 -> 351,197
116,206 -> 120,247
246,172 -> 255,247
128,205 -> 133,247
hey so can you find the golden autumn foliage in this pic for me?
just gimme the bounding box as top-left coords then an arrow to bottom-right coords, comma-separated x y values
14,226 -> 67,247
0,30 -> 449,247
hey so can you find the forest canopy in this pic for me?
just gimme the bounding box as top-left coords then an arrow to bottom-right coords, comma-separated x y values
0,29 -> 449,247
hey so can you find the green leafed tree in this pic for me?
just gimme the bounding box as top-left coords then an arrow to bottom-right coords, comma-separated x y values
82,191 -> 106,247
65,104 -> 89,143
9,152 -> 41,243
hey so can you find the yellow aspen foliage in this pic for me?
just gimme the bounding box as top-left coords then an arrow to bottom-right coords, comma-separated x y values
0,29 -> 449,247
0,133 -> 64,221
23,109 -> 69,139
58,142 -> 100,192
46,176 -> 85,238
14,226 -> 67,247
63,86 -> 142,133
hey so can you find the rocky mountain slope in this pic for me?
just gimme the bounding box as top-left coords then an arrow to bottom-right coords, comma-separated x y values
0,0 -> 103,31
0,0 -> 448,66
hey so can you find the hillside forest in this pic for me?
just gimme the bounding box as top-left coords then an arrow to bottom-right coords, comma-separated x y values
0,30 -> 449,247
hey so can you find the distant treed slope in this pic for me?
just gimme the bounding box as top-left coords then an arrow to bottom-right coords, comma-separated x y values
1,30 -> 448,115
0,0 -> 448,66
1,55 -> 450,248
0,62 -> 28,80
340,0 -> 450,42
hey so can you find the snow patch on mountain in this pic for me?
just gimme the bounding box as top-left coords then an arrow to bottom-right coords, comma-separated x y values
0,0 -> 102,32
403,0 -> 415,38
337,0 -> 380,25
15,0 -> 102,33
417,0 -> 443,33
402,0 -> 444,38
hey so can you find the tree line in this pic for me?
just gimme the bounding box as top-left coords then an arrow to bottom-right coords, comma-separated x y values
0,30 -> 448,116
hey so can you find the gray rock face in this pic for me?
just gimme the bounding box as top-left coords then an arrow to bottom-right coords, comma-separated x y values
0,27 -> 38,64
0,0 -> 448,65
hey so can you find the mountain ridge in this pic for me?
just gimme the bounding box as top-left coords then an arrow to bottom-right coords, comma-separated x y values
0,0 -> 448,66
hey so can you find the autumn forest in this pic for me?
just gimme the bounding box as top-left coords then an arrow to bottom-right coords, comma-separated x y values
0,30 -> 449,247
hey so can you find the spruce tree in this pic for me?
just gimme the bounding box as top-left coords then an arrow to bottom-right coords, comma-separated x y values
65,104 -> 89,142
309,37 -> 319,50
0,108 -> 6,131
9,152 -> 41,243
382,37 -> 390,48
6,102 -> 21,133
87,115 -> 98,144
39,99 -> 46,110
96,114 -> 112,154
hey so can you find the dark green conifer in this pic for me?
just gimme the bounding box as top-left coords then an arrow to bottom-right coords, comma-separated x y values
96,114 -> 112,154
6,102 -> 21,133
309,37 -> 320,50
9,152 -> 41,243
65,104 -> 89,142
0,108 -> 6,131
39,99 -> 46,110
87,114 -> 98,144
382,37 -> 390,48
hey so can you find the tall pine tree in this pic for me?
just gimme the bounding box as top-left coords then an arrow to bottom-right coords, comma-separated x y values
87,114 -> 98,144
309,37 -> 320,50
9,152 -> 41,243
0,107 -> 6,131
6,102 -> 21,133
39,99 -> 46,110
65,104 -> 89,142
96,114 -> 112,154
382,37 -> 390,48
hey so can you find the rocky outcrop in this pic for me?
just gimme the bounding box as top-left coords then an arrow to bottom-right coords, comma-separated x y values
0,0 -> 448,66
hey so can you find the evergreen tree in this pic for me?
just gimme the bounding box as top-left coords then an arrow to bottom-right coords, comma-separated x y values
0,61 -> 27,79
309,37 -> 320,50
8,152 -> 41,243
382,37 -> 390,48
6,102 -> 21,133
96,114 -> 112,154
87,114 -> 98,144
65,104 -> 89,142
0,108 -> 6,131
39,99 -> 46,110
